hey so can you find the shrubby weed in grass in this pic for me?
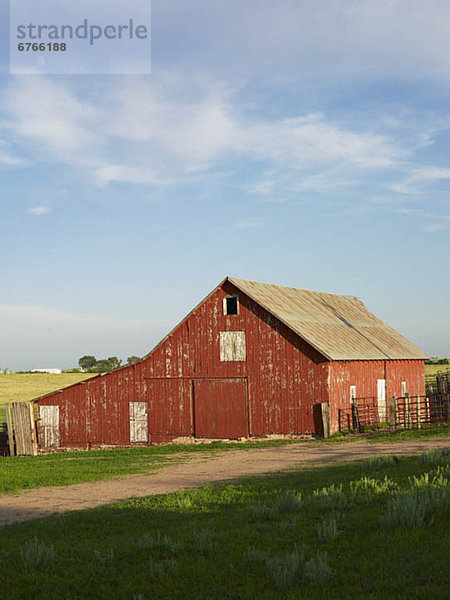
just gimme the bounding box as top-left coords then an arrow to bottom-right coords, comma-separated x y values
280,515 -> 297,531
265,546 -> 305,589
137,531 -> 182,556
316,516 -> 339,544
272,489 -> 303,514
409,469 -> 449,489
380,487 -> 448,528
148,556 -> 176,580
251,502 -> 274,523
20,538 -> 55,572
312,483 -> 349,509
245,546 -> 270,565
350,475 -> 398,504
93,548 -> 114,565
360,454 -> 399,470
419,447 -> 450,464
192,528 -> 216,556
304,551 -> 334,584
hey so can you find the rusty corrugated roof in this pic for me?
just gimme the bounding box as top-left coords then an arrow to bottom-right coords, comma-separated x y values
228,277 -> 428,361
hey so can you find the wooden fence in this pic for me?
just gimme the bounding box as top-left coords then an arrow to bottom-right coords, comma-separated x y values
0,402 -> 37,456
338,393 -> 449,434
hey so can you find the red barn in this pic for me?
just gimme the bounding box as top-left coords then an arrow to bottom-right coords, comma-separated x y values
33,277 -> 428,449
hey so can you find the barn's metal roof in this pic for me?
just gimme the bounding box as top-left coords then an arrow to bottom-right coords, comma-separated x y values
228,277 -> 428,361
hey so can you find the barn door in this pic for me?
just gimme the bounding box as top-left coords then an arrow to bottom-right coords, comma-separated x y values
194,378 -> 248,439
377,379 -> 386,421
129,402 -> 148,443
39,405 -> 60,448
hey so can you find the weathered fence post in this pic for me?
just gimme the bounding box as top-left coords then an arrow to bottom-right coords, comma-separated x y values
5,403 -> 15,457
321,403 -> 330,439
29,402 -> 38,456
405,393 -> 410,429
416,396 -> 421,429
351,403 -> 362,433
389,396 -> 397,433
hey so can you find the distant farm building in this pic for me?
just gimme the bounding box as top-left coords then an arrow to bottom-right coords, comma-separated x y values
31,369 -> 63,374
33,277 -> 427,449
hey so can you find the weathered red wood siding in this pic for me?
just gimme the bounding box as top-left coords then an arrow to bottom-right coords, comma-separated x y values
194,378 -> 248,439
36,366 -> 137,448
329,359 -> 425,432
34,280 -> 425,448
35,281 -> 330,447
139,281 -> 329,440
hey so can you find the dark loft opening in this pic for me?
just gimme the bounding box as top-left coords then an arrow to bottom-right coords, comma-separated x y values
225,296 -> 238,315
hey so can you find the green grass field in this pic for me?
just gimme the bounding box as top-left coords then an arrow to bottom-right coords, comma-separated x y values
425,363 -> 450,378
0,427 -> 448,497
0,372 -> 95,404
0,449 -> 449,600
0,440 -> 303,496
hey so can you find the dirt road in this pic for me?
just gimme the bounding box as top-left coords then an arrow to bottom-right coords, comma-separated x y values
1,438 -> 449,527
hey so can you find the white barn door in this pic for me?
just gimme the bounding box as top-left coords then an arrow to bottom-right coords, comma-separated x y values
377,379 -> 386,421
129,402 -> 148,443
39,405 -> 60,448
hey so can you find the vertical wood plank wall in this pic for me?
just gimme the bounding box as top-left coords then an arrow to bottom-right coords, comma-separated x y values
34,281 -> 426,446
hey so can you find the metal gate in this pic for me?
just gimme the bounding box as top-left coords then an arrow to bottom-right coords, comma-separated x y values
193,378 -> 248,439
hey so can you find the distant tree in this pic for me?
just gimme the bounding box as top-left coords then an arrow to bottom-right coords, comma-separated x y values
79,355 -> 97,372
79,355 -> 123,373
127,356 -> 141,365
94,357 -> 122,373
426,358 -> 450,365
107,356 -> 122,370
94,359 -> 110,373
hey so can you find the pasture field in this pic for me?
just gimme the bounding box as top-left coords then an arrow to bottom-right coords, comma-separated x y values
0,449 -> 449,599
425,362 -> 450,379
0,372 -> 95,404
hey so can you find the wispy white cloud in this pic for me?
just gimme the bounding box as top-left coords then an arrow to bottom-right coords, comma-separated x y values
28,206 -> 50,216
0,139 -> 26,167
2,76 -> 409,194
3,79 -> 101,165
391,166 -> 450,194
396,207 -> 450,231
422,214 -> 450,232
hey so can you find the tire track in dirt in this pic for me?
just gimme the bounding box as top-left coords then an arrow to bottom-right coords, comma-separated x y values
1,438 -> 449,527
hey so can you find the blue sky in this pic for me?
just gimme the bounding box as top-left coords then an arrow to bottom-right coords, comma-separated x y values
1,0 -> 449,370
